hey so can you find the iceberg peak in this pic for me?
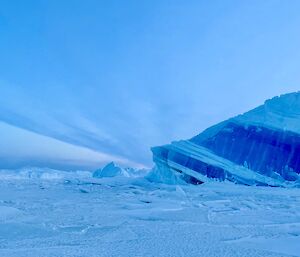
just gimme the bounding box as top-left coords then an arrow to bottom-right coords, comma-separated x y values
93,162 -> 149,178
93,162 -> 128,178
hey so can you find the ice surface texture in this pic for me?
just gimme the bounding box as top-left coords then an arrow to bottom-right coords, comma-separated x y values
1,172 -> 300,257
152,92 -> 300,186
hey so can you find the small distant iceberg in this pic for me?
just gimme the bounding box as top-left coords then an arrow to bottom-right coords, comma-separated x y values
93,162 -> 148,178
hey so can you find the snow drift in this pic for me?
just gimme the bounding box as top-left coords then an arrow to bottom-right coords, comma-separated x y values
152,92 -> 300,186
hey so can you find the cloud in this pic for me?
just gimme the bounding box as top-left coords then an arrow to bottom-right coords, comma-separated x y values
0,121 -> 145,170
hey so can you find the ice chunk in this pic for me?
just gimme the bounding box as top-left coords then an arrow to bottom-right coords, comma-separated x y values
146,165 -> 187,185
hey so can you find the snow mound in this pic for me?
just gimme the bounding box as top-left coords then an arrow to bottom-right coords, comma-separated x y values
0,206 -> 24,222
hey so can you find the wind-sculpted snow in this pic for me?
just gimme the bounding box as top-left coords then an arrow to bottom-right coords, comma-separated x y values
152,92 -> 300,186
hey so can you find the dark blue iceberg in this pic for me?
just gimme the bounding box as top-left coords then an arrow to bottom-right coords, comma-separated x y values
152,92 -> 300,186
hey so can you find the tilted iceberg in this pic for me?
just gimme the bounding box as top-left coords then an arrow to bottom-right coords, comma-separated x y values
152,92 -> 300,186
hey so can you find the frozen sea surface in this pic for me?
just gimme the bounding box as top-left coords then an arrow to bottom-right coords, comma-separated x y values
0,169 -> 300,257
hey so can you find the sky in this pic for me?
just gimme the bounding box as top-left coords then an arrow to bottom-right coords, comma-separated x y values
0,0 -> 300,170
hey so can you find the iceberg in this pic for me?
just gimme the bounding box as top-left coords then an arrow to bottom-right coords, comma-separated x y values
152,92 -> 300,186
93,162 -> 128,178
93,162 -> 148,178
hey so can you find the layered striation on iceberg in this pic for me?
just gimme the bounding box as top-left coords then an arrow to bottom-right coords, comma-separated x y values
152,92 -> 300,186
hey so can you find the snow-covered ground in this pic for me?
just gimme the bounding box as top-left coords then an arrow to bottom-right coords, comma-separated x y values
0,169 -> 300,257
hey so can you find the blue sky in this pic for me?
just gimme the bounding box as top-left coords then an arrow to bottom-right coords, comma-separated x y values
1,0 -> 300,169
